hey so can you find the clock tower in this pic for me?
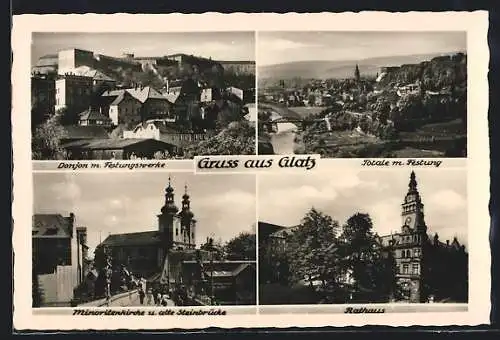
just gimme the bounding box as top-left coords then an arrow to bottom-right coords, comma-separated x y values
401,171 -> 427,233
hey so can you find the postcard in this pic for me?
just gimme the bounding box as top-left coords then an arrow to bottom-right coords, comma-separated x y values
12,11 -> 490,330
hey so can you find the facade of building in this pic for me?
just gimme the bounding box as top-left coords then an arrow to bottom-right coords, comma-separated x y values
103,91 -> 142,126
55,74 -> 93,113
58,49 -> 96,75
32,213 -> 88,306
101,86 -> 172,122
78,108 -> 113,127
31,74 -> 56,119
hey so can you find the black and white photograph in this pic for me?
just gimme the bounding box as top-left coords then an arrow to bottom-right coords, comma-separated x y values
258,169 -> 468,305
31,32 -> 256,160
257,32 -> 467,158
32,172 -> 257,307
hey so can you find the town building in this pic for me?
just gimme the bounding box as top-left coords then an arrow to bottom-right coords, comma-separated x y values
58,49 -> 96,74
219,61 -> 256,75
101,90 -> 142,126
123,119 -> 207,154
378,171 -> 468,303
32,213 -> 88,306
55,74 -> 93,114
101,85 -> 172,122
78,107 -> 113,127
31,73 -> 56,120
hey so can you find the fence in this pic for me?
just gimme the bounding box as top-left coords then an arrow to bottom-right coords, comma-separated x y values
37,265 -> 78,306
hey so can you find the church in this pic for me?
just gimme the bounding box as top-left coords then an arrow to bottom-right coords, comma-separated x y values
96,176 -> 198,281
378,171 -> 468,303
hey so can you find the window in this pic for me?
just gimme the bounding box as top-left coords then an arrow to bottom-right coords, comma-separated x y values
407,250 -> 412,258
192,232 -> 194,239
401,250 -> 405,258
403,264 -> 409,274
412,263 -> 420,275
175,228 -> 178,236
414,248 -> 420,257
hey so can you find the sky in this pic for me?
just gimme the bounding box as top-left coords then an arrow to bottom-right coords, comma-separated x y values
258,169 -> 468,248
33,172 -> 256,256
31,32 -> 255,66
258,31 -> 466,66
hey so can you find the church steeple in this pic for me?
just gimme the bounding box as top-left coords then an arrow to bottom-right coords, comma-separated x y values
354,64 -> 361,82
161,175 -> 179,215
181,183 -> 194,219
401,171 -> 426,232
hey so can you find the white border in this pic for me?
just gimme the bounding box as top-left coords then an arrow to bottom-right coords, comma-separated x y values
12,11 -> 490,329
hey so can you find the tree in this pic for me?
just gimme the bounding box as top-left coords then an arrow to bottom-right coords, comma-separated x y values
224,232 -> 256,260
185,120 -> 255,157
32,113 -> 67,160
339,213 -> 395,302
286,208 -> 341,293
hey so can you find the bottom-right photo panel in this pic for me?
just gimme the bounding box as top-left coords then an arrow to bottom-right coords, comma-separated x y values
258,168 -> 468,307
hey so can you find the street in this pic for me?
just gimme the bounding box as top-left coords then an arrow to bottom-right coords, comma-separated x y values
107,291 -> 176,307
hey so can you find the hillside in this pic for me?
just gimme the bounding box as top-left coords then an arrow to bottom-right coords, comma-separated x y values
259,52 -> 465,80
378,53 -> 467,91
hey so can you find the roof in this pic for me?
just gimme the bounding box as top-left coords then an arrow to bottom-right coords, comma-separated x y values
102,86 -> 167,104
163,92 -> 180,104
219,60 -> 255,65
33,214 -> 72,238
61,138 -> 176,150
79,109 -> 112,122
134,120 -> 182,134
182,261 -> 256,278
64,66 -> 116,82
100,231 -> 162,247
61,125 -> 109,139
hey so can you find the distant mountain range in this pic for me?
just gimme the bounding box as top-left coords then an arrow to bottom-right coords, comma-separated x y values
259,52 -> 465,80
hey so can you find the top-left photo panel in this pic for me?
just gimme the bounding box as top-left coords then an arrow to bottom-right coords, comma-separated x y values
31,32 -> 256,160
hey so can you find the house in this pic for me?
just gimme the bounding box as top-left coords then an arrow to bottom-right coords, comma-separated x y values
180,260 -> 257,305
226,87 -> 244,101
101,86 -> 172,121
54,74 -> 93,114
101,91 -> 142,125
244,103 -> 256,123
64,65 -> 117,89
78,108 -> 113,127
31,73 -> 56,120
123,119 -> 207,153
32,213 -> 88,307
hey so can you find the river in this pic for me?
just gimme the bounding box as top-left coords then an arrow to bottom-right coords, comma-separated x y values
270,123 -> 298,154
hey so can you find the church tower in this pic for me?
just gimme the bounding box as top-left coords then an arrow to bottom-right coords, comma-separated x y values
180,184 -> 196,249
158,176 -> 179,238
401,171 -> 427,233
354,64 -> 361,82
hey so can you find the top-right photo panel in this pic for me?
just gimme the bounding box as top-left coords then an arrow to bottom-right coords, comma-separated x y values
257,31 -> 467,158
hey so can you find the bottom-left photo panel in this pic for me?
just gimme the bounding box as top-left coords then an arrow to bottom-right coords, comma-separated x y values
31,172 -> 257,308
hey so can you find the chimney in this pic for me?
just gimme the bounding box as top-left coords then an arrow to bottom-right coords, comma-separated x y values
446,240 -> 450,246
68,213 -> 75,238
